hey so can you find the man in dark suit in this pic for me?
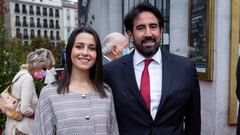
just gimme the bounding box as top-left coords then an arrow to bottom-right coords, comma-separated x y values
103,2 -> 201,135
236,56 -> 240,135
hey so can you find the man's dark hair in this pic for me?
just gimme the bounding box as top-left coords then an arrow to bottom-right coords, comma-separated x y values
124,2 -> 164,32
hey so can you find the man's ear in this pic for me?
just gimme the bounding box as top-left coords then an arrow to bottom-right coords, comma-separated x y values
111,45 -> 118,55
127,30 -> 133,42
160,27 -> 164,36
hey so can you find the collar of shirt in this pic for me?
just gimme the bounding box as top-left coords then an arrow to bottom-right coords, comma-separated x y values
103,55 -> 111,62
133,47 -> 162,66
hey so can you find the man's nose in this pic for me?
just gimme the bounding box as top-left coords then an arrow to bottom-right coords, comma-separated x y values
144,27 -> 153,37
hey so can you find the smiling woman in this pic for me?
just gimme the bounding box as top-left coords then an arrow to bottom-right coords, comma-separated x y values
33,26 -> 119,135
71,32 -> 97,73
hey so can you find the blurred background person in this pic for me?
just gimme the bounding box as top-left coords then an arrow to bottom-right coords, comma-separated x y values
5,48 -> 55,135
102,32 -> 129,65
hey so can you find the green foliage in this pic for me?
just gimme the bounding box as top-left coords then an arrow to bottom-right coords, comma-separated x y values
0,114 -> 6,129
0,39 -> 31,90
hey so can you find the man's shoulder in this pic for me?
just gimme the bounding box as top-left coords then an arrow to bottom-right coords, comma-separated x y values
164,52 -> 192,64
105,54 -> 129,67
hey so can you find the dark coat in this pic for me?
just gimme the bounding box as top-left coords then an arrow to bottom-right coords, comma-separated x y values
237,56 -> 240,135
104,50 -> 201,135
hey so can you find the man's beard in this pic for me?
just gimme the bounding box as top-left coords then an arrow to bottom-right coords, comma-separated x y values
133,37 -> 160,58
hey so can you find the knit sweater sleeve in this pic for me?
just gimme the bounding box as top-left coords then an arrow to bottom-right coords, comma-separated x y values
33,87 -> 56,135
104,84 -> 119,135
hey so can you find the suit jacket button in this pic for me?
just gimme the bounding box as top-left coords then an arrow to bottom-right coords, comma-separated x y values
85,115 -> 90,120
81,94 -> 86,98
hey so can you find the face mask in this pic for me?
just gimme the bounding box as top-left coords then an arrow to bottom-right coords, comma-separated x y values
122,48 -> 130,56
33,70 -> 46,79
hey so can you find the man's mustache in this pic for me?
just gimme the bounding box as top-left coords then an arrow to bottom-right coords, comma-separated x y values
141,37 -> 156,44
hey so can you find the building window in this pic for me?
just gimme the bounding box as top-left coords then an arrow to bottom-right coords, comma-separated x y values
36,6 -> 41,15
56,31 -> 60,40
43,19 -> 48,28
55,20 -> 60,29
43,7 -> 47,16
23,29 -> 28,39
15,4 -> 20,13
51,42 -> 55,46
49,19 -> 54,28
16,28 -> 21,38
44,30 -> 48,38
67,28 -> 71,39
30,17 -> 35,27
50,31 -> 54,40
22,4 -> 27,14
29,5 -> 34,14
55,9 -> 59,17
49,8 -> 53,17
31,29 -> 35,39
23,16 -> 28,27
15,16 -> 21,26
37,30 -> 41,37
67,9 -> 70,18
37,18 -> 41,28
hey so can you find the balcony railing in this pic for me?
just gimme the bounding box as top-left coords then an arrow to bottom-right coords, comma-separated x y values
56,25 -> 60,29
37,24 -> 42,28
22,9 -> 27,14
23,35 -> 29,39
29,10 -> 34,14
15,22 -> 21,26
22,23 -> 28,27
30,23 -> 35,27
15,8 -> 20,13
56,36 -> 60,40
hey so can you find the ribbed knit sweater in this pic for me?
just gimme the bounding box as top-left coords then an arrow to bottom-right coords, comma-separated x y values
33,84 -> 119,135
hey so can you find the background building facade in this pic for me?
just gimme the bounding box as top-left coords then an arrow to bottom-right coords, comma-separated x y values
62,0 -> 78,45
5,0 -> 63,46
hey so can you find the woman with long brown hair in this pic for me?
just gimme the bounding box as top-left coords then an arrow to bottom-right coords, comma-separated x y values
33,26 -> 119,135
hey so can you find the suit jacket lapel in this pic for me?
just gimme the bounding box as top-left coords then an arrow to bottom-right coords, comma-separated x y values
155,51 -> 174,120
122,52 -> 150,111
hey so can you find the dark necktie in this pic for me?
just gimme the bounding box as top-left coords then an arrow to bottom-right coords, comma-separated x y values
140,59 -> 153,110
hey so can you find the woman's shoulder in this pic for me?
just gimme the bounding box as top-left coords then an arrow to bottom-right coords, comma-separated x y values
13,70 -> 32,82
40,84 -> 58,97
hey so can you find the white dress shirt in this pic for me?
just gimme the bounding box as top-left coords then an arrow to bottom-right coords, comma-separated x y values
133,48 -> 162,119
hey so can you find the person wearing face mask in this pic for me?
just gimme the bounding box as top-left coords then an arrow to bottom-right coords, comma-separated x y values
5,48 -> 55,135
102,32 -> 129,65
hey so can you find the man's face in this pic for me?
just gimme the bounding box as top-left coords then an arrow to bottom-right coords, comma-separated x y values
114,37 -> 128,58
128,11 -> 163,58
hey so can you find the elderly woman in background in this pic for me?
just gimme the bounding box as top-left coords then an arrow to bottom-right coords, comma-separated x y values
5,48 -> 55,135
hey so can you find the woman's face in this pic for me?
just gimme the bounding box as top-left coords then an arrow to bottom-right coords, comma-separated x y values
71,32 -> 97,72
32,67 -> 46,79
